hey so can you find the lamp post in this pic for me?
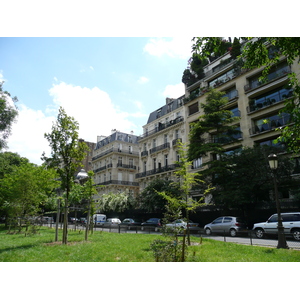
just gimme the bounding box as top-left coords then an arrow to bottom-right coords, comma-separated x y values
76,169 -> 90,241
268,154 -> 289,249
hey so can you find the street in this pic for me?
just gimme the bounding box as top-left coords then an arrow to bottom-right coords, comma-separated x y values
44,223 -> 300,250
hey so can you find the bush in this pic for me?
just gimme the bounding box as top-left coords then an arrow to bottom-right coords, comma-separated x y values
150,238 -> 187,262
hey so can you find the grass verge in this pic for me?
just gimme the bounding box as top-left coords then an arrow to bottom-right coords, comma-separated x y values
0,225 -> 299,262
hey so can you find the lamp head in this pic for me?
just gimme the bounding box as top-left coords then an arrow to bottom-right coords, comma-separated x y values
268,153 -> 278,170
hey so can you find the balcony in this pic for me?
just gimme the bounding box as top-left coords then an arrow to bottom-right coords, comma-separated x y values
141,150 -> 148,157
139,116 -> 184,140
95,180 -> 139,187
250,114 -> 290,136
116,163 -> 137,170
211,132 -> 243,145
172,138 -> 182,147
136,164 -> 179,179
247,89 -> 293,113
223,89 -> 238,102
149,142 -> 170,154
94,165 -> 107,173
244,65 -> 291,93
92,148 -> 139,161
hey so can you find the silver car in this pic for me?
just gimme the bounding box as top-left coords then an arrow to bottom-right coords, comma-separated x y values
252,212 -> 300,240
204,216 -> 248,237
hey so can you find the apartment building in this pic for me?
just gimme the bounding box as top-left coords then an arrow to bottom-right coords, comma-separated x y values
78,139 -> 95,173
92,130 -> 140,198
136,96 -> 186,191
184,51 -> 297,168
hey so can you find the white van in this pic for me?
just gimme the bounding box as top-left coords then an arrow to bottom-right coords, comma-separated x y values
93,214 -> 106,226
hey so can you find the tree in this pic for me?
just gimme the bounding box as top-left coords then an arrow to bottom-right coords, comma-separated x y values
42,107 -> 89,244
191,37 -> 300,154
0,82 -> 18,150
158,142 -> 212,245
0,152 -> 29,179
208,146 -> 297,218
97,191 -> 134,213
0,161 -> 59,231
188,88 -> 240,161
139,178 -> 181,213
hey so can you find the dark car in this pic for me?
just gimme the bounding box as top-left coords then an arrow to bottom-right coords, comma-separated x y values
120,218 -> 142,229
141,218 -> 162,231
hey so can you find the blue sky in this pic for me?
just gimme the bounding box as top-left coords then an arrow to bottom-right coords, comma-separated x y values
0,37 -> 193,164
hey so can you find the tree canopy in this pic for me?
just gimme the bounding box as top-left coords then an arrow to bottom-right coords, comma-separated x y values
139,178 -> 181,213
0,82 -> 18,150
42,106 -> 89,244
0,161 -> 59,228
188,88 -> 240,161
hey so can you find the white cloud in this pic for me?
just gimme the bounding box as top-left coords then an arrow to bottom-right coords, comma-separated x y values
7,82 -> 145,165
144,37 -> 193,59
163,83 -> 185,98
137,76 -> 149,84
7,105 -> 55,164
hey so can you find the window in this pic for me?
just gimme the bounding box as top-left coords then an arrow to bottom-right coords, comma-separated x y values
118,172 -> 122,181
188,102 -> 199,116
175,129 -> 179,139
192,157 -> 202,169
165,155 -> 168,167
157,109 -> 161,118
268,215 -> 278,223
129,158 -> 133,168
224,217 -> 232,223
164,134 -> 168,144
213,217 -> 223,224
249,86 -> 293,112
129,173 -> 133,182
230,106 -> 240,118
153,139 -> 156,148
118,156 -> 122,166
153,158 -> 156,170
129,145 -> 133,153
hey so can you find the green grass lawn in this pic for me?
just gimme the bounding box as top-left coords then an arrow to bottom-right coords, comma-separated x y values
0,225 -> 299,262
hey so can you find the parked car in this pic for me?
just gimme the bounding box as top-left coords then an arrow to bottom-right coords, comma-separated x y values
141,218 -> 162,230
120,218 -> 142,229
41,216 -> 54,224
165,219 -> 199,231
79,217 -> 87,225
69,217 -> 79,224
204,216 -> 248,237
103,218 -> 121,227
252,212 -> 300,241
93,214 -> 107,226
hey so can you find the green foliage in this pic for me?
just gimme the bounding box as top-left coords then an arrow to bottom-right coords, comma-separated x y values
188,89 -> 240,161
192,37 -> 232,61
139,178 -> 181,213
0,152 -> 29,179
42,106 -> 89,244
158,142 -> 211,244
0,161 -> 59,231
150,238 -> 187,262
97,191 -> 133,213
229,37 -> 241,59
0,82 -> 18,150
207,146 -> 297,212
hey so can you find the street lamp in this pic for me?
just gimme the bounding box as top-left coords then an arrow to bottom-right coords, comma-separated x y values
268,154 -> 289,249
